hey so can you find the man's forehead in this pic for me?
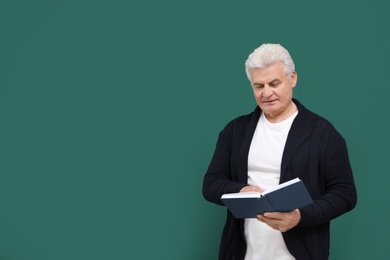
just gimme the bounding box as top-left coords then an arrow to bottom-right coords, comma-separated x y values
250,63 -> 286,83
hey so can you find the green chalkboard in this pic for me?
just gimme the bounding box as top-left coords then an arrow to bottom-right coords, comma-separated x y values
0,0 -> 388,259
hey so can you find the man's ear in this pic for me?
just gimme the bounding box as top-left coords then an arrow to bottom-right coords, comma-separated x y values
291,71 -> 298,88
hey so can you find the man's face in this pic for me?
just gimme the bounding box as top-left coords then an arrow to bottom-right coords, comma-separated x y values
250,62 -> 297,122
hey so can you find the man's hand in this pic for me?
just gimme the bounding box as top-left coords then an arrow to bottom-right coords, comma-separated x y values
240,185 -> 264,193
257,209 -> 301,232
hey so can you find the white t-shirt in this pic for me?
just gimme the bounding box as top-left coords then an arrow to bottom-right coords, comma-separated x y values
244,111 -> 298,260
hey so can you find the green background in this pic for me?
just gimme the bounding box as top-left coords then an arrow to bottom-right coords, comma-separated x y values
0,0 -> 388,259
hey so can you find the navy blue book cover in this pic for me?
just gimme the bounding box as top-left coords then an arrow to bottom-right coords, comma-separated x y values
221,179 -> 313,218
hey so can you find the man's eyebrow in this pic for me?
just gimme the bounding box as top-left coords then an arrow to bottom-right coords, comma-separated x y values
269,79 -> 281,84
253,82 -> 264,86
253,78 -> 281,85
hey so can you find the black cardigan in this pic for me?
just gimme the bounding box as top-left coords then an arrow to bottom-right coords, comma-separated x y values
203,99 -> 357,260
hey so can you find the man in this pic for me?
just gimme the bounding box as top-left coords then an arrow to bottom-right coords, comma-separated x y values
202,43 -> 357,260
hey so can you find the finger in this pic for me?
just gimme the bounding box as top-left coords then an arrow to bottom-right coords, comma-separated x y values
258,214 -> 276,224
258,215 -> 279,227
240,186 -> 263,193
256,214 -> 265,222
263,212 -> 282,219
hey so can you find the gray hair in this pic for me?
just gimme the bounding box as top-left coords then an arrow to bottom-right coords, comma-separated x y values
245,43 -> 295,81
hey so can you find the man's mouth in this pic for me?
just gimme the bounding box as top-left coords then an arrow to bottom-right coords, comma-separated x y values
262,99 -> 277,104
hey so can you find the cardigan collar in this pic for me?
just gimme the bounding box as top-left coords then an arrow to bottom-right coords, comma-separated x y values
281,99 -> 312,179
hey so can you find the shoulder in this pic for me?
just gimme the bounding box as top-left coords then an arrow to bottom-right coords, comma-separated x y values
222,107 -> 260,133
294,99 -> 344,141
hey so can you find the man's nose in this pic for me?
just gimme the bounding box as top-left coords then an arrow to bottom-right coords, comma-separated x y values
263,85 -> 273,97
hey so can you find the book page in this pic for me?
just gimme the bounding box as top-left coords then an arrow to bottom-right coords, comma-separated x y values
261,178 -> 300,195
221,191 -> 261,199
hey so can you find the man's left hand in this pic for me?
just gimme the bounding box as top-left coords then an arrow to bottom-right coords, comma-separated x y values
257,209 -> 301,232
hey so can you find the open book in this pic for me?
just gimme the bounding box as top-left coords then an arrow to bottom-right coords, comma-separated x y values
221,178 -> 313,218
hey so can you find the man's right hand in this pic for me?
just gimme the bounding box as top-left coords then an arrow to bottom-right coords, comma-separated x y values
240,185 -> 264,193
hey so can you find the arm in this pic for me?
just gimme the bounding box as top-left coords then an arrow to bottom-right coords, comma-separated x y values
202,124 -> 248,205
299,131 -> 357,227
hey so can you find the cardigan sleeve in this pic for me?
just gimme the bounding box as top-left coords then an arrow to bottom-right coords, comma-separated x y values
298,125 -> 357,227
202,121 -> 248,206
